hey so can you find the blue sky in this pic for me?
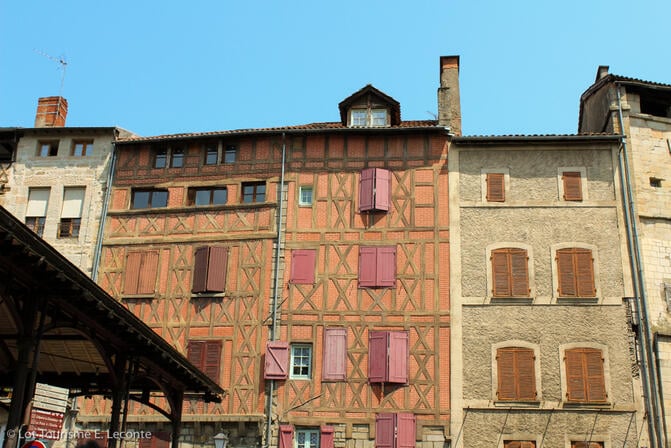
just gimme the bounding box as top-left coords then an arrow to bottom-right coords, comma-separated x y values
2,1 -> 670,137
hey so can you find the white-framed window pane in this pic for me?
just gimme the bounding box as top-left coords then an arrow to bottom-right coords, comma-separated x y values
290,344 -> 312,379
299,186 -> 313,205
195,190 -> 211,206
351,110 -> 367,126
371,109 -> 387,126
295,429 -> 319,448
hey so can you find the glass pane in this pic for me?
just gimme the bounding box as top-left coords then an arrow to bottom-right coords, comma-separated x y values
371,109 -> 387,126
256,184 -> 265,202
352,110 -> 367,126
171,150 -> 184,168
309,432 -> 319,448
224,146 -> 236,163
242,185 -> 254,203
195,190 -> 211,206
300,187 -> 312,205
132,191 -> 150,209
205,147 -> 218,165
155,150 -> 167,168
212,188 -> 228,205
151,190 -> 168,207
74,143 -> 84,156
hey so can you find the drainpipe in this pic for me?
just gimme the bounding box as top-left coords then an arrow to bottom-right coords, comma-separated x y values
91,139 -> 117,281
265,133 -> 287,448
616,84 -> 664,448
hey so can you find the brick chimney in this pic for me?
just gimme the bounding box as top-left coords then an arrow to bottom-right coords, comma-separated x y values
34,96 -> 68,127
596,65 -> 609,82
437,55 -> 462,135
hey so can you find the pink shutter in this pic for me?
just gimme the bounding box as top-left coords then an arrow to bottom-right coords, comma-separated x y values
265,341 -> 289,379
374,168 -> 391,212
369,331 -> 388,383
291,249 -> 316,284
320,426 -> 335,448
359,168 -> 375,212
206,246 -> 228,292
396,414 -> 416,448
192,247 -> 209,293
375,414 -> 395,448
376,246 -> 396,287
322,327 -> 347,381
359,247 -> 378,287
387,332 -> 409,384
278,425 -> 293,448
124,252 -> 143,294
137,251 -> 159,295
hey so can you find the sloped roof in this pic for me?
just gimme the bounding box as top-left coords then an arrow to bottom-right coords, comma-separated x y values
338,84 -> 402,126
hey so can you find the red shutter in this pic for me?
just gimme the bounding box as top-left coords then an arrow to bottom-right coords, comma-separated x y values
387,332 -> 408,384
204,340 -> 222,383
565,349 -> 587,401
187,341 -> 204,368
139,432 -> 171,448
585,349 -> 607,402
377,246 -> 396,287
497,348 -> 517,400
563,171 -> 583,201
291,249 -> 316,284
265,341 -> 289,379
486,173 -> 505,202
359,247 -> 378,287
510,249 -> 530,297
557,249 -> 577,297
491,250 -> 511,297
375,414 -> 395,448
322,327 -> 347,381
192,247 -> 209,293
575,249 -> 595,297
320,426 -> 335,448
516,348 -> 537,400
137,251 -> 159,295
359,168 -> 375,212
374,168 -> 391,212
206,246 -> 228,292
368,331 -> 388,383
278,425 -> 293,448
124,252 -> 143,294
396,414 -> 416,448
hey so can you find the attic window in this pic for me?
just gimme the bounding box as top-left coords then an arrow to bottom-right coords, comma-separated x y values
349,108 -> 388,127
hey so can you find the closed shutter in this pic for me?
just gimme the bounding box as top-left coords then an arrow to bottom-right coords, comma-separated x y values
496,348 -> 517,400
377,246 -> 396,287
374,168 -> 391,212
563,171 -> 583,201
572,442 -> 604,448
368,331 -> 388,383
557,249 -> 577,297
124,252 -> 143,295
359,168 -> 375,212
387,331 -> 408,384
187,341 -> 204,367
278,425 -> 293,448
498,347 -> 536,400
139,432 -> 170,448
510,249 -> 530,297
516,348 -> 537,400
565,348 -> 587,401
491,250 -> 512,297
322,327 -> 347,381
192,247 -> 209,293
557,248 -> 594,297
520,443 -> 536,448
265,341 -> 289,379
206,246 -> 228,292
585,348 -> 607,402
505,442 -> 536,448
395,414 -> 416,448
320,426 -> 335,448
359,247 -> 378,287
575,249 -> 595,297
291,249 -> 316,284
486,173 -> 505,202
137,251 -> 159,295
204,340 -> 222,383
375,414 -> 394,448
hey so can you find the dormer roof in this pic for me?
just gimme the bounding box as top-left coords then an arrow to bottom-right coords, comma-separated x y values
338,84 -> 401,126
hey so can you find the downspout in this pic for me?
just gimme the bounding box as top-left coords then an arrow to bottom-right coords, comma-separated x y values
265,132 -> 286,448
91,139 -> 117,281
616,84 -> 664,448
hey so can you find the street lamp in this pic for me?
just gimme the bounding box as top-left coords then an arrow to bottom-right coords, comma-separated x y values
213,433 -> 229,448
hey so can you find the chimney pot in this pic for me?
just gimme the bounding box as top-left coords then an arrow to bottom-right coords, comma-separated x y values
438,56 -> 462,135
34,96 -> 68,127
596,65 -> 610,82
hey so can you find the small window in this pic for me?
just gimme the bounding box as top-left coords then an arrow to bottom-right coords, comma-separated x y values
486,172 -> 505,202
154,148 -> 168,168
38,141 -> 58,157
290,344 -> 312,379
349,108 -> 389,127
72,141 -> 93,157
25,217 -> 46,237
131,189 -> 168,209
25,187 -> 50,237
359,168 -> 391,212
565,347 -> 607,403
224,145 -> 237,164
123,251 -> 159,295
241,182 -> 265,203
204,144 -> 218,165
187,340 -> 222,384
650,177 -> 663,188
496,347 -> 537,401
170,147 -> 185,168
299,186 -> 313,206
188,187 -> 228,206
368,331 -> 408,384
58,187 -> 84,239
562,171 -> 583,201
491,248 -> 530,297
359,246 -> 396,288
295,429 -> 320,448
371,109 -> 387,126
351,109 -> 367,127
556,248 -> 596,298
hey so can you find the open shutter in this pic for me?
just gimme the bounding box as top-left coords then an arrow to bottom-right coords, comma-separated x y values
322,327 -> 347,381
375,414 -> 395,448
124,252 -> 143,295
510,249 -> 530,297
377,246 -> 396,287
291,249 -> 316,284
396,414 -> 416,448
387,332 -> 408,384
265,341 -> 289,379
320,426 -> 335,448
204,340 -> 222,383
206,246 -> 228,292
557,249 -> 577,297
486,173 -> 505,202
192,247 -> 209,293
565,349 -> 587,401
516,348 -> 537,400
368,331 -> 388,383
137,251 -> 159,295
563,171 -> 583,201
359,247 -> 378,287
359,168 -> 375,212
373,168 -> 391,212
575,249 -> 595,297
278,425 -> 293,448
491,250 -> 511,297
585,349 -> 607,402
496,348 -> 517,400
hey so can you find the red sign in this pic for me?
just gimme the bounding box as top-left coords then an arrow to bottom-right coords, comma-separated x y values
27,408 -> 64,440
22,441 -> 47,448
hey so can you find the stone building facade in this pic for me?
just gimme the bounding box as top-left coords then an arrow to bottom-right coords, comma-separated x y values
448,135 -> 645,448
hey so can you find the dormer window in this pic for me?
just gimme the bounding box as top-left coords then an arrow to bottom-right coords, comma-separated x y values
339,85 -> 401,128
349,108 -> 389,127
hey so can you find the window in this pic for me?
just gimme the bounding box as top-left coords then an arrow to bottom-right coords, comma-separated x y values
565,347 -> 607,403
278,426 -> 334,448
496,347 -> 537,401
504,442 -> 536,448
131,189 -> 168,209
290,249 -> 316,284
204,144 -> 218,165
322,328 -> 347,381
299,186 -> 313,206
58,187 -> 85,238
72,141 -> 93,157
491,248 -> 530,297
290,344 -> 312,379
486,172 -> 505,202
375,414 -> 415,448
241,182 -> 265,203
154,148 -> 168,168
38,141 -> 58,157
123,251 -> 159,295
192,246 -> 228,293
359,168 -> 391,212
359,246 -> 396,288
562,171 -> 583,201
264,341 -> 289,379
556,248 -> 595,298
188,187 -> 228,206
25,188 -> 50,237
224,145 -> 237,163
187,340 -> 222,383
349,108 -> 389,127
368,331 -> 408,384
295,429 -> 320,448
650,177 -> 663,188
351,109 -> 367,126
170,147 -> 185,168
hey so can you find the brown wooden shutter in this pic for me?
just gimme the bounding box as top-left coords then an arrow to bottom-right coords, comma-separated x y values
497,348 -> 517,400
124,252 -> 143,294
204,340 -> 222,383
137,251 -> 159,295
192,247 -> 209,293
557,249 -> 577,297
520,443 -> 536,448
486,172 -> 505,202
206,246 -> 228,292
585,348 -> 607,402
516,348 -> 537,400
575,249 -> 595,297
505,443 -> 535,448
565,348 -> 587,401
510,249 -> 530,297
187,341 -> 204,368
498,347 -> 536,401
563,171 -> 583,201
571,442 -> 603,448
492,249 -> 512,297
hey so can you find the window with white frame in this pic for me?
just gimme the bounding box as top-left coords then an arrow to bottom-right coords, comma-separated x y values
59,187 -> 85,238
290,344 -> 312,379
25,187 -> 50,237
349,108 -> 388,127
295,429 -> 319,448
299,186 -> 313,206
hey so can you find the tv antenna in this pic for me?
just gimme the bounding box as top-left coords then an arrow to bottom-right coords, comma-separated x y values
34,49 -> 68,96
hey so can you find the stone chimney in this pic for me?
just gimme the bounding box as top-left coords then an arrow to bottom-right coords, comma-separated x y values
34,96 -> 68,127
437,55 -> 461,135
596,65 -> 609,82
